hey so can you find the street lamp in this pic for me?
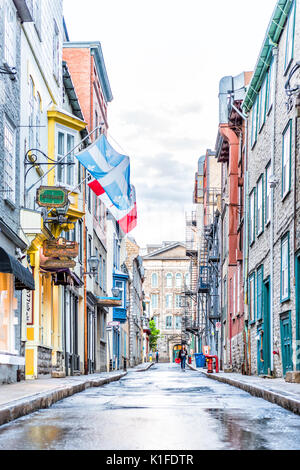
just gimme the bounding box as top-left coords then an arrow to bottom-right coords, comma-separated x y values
112,287 -> 121,298
80,255 -> 100,277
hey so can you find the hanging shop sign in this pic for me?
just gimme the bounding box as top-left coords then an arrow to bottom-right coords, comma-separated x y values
43,238 -> 79,258
40,258 -> 76,269
25,290 -> 34,325
36,186 -> 68,208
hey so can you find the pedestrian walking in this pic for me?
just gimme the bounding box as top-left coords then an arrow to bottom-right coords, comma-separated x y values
155,350 -> 159,363
178,346 -> 188,371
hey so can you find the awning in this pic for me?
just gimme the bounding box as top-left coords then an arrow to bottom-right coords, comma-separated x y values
0,248 -> 35,291
96,296 -> 122,308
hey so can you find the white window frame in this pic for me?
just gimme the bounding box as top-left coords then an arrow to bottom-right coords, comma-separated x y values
249,190 -> 255,245
151,294 -> 158,309
282,122 -> 291,199
249,274 -> 255,323
56,126 -> 76,187
3,120 -> 16,204
4,1 -> 16,67
265,163 -> 271,224
53,19 -> 60,81
268,59 -> 275,112
175,294 -> 182,309
166,294 -> 173,309
165,315 -> 172,329
259,76 -> 267,131
175,316 -> 181,330
285,0 -> 296,72
151,273 -> 158,288
281,235 -> 289,302
166,273 -> 173,288
175,273 -> 182,288
257,176 -> 264,235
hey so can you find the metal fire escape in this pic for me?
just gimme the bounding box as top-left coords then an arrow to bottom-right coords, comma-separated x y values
198,189 -> 221,347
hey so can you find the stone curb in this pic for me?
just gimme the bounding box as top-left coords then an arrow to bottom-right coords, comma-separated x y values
134,362 -> 155,372
0,372 -> 127,427
187,364 -> 300,416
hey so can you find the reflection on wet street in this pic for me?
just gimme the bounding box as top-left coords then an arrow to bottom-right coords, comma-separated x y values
0,363 -> 300,450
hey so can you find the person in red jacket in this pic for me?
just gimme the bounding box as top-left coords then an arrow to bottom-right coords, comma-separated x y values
178,346 -> 188,371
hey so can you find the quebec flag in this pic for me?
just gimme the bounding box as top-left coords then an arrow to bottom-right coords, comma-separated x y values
75,134 -> 131,211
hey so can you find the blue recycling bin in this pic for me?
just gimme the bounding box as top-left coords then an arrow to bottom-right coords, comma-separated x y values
194,353 -> 206,368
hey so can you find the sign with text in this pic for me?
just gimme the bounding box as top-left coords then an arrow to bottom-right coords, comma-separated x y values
43,238 -> 78,258
37,186 -> 68,208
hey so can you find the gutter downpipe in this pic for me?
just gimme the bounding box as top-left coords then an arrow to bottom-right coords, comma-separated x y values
270,46 -> 279,375
231,99 -> 250,374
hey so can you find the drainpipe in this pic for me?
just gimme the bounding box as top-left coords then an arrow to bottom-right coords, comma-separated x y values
270,47 -> 278,375
219,124 -> 239,365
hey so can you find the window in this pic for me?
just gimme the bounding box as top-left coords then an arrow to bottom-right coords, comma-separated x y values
115,280 -> 125,309
151,294 -> 158,309
4,121 -> 16,204
175,273 -> 182,288
175,316 -> 181,329
257,266 -> 263,321
53,19 -> 60,81
166,273 -> 172,288
103,259 -> 106,291
57,129 -> 75,186
4,1 -> 16,67
281,234 -> 290,302
153,315 -> 159,328
99,255 -> 102,288
151,273 -> 158,288
36,93 -> 42,150
285,0 -> 296,72
175,294 -> 182,308
249,273 -> 256,323
33,0 -> 42,39
249,189 -> 256,245
257,176 -> 264,235
267,59 -> 275,112
185,273 -> 190,289
251,96 -> 259,148
95,248 -> 99,284
282,121 -> 292,198
259,76 -> 268,131
265,163 -> 271,224
29,77 -> 35,150
166,294 -> 173,309
166,316 -> 172,329
78,220 -> 83,263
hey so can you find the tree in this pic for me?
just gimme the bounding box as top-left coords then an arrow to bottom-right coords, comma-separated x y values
149,319 -> 160,352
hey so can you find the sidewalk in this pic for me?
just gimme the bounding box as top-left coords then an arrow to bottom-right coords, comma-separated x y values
0,370 -> 127,427
188,361 -> 300,415
0,362 -> 155,427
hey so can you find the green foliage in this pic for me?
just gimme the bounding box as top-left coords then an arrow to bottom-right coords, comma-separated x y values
149,319 -> 160,352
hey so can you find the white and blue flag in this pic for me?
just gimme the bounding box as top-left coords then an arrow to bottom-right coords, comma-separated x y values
75,134 -> 131,211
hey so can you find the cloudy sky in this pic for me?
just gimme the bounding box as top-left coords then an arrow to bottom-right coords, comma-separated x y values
63,0 -> 276,248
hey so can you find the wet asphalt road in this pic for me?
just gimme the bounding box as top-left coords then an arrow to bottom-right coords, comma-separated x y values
0,363 -> 300,450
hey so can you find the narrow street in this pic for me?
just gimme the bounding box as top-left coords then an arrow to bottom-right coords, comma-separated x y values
0,364 -> 300,451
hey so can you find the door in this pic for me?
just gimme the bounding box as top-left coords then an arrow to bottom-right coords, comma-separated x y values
280,312 -> 293,376
173,345 -> 181,362
257,324 -> 265,375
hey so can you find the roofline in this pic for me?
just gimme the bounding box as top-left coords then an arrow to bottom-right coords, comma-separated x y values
63,41 -> 113,103
243,0 -> 293,113
142,242 -> 187,259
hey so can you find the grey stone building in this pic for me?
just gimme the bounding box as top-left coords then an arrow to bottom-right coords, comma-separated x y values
143,242 -> 191,363
0,1 -> 35,383
243,0 -> 300,378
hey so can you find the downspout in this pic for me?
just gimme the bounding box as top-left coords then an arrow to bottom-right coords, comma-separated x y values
243,118 -> 249,374
219,124 -> 239,366
270,47 -> 278,375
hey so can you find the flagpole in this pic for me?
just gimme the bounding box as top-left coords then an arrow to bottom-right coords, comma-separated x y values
25,126 -> 102,195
